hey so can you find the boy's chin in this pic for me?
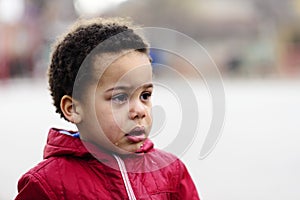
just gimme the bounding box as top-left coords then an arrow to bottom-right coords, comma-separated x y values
112,144 -> 143,155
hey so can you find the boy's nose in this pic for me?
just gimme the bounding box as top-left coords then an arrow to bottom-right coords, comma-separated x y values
129,99 -> 146,120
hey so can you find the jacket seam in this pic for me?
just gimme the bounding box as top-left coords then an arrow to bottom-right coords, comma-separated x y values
29,171 -> 58,200
175,159 -> 182,194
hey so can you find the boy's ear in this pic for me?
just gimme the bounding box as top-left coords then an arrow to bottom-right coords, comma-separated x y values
60,95 -> 82,124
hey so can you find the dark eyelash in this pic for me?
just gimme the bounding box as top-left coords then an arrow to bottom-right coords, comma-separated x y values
141,92 -> 152,100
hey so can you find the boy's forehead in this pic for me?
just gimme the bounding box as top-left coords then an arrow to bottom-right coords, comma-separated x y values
93,51 -> 130,72
93,51 -> 152,86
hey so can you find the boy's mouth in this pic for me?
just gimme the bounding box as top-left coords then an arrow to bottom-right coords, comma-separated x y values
125,126 -> 146,143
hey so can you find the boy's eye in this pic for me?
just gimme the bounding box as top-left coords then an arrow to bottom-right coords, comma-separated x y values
140,92 -> 152,101
111,93 -> 128,104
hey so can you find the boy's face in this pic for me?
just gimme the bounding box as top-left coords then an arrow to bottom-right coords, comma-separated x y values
77,51 -> 153,154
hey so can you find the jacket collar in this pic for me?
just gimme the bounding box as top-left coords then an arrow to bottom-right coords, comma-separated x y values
44,128 -> 177,173
43,128 -> 154,161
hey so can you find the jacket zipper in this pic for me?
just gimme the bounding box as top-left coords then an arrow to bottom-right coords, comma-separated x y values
113,155 -> 137,200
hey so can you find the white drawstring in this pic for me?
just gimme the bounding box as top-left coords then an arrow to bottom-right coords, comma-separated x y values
113,155 -> 137,200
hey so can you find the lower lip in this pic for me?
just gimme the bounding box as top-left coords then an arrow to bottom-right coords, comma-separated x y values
126,134 -> 146,143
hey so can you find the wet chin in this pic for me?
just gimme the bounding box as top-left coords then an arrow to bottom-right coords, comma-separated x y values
114,144 -> 141,155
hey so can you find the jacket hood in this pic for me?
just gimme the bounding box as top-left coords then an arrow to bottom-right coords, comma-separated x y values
43,128 -> 154,160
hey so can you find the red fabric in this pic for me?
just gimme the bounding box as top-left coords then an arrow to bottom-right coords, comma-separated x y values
15,128 -> 200,200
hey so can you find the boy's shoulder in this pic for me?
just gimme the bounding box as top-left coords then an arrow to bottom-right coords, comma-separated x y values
16,157 -> 64,199
16,154 -> 98,198
19,156 -> 68,185
21,151 -> 95,179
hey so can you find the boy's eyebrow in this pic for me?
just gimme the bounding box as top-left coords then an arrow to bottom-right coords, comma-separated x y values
142,83 -> 153,89
105,83 -> 153,92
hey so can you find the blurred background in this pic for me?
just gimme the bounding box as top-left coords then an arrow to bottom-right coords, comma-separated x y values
0,0 -> 300,199
1,0 -> 300,79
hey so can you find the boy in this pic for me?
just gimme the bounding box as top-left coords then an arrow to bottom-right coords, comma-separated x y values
15,17 -> 200,200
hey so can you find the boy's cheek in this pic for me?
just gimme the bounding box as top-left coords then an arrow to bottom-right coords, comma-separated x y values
147,115 -> 153,128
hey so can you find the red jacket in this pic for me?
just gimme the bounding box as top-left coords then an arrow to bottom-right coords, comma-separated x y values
15,128 -> 200,200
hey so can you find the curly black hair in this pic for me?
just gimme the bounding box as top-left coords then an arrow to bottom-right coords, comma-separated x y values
48,17 -> 149,120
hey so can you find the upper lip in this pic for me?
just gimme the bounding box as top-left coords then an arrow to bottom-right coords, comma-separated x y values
126,126 -> 145,136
